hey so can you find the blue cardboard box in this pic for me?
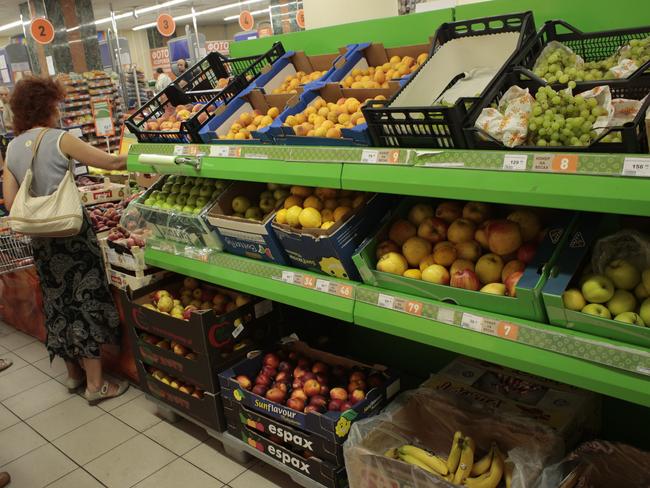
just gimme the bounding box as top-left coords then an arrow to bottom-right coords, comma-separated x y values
206,182 -> 290,265
271,193 -> 397,280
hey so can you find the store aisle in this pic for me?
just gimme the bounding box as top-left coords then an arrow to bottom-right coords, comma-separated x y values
0,322 -> 300,488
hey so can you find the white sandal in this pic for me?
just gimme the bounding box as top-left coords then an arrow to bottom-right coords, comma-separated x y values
84,380 -> 129,406
65,376 -> 85,393
0,358 -> 12,372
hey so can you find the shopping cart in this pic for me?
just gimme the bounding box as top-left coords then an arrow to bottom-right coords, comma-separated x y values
0,218 -> 34,275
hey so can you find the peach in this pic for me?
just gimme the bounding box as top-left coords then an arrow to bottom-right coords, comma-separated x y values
388,219 -> 416,246
402,237 -> 432,267
448,218 -> 477,244
433,241 -> 457,267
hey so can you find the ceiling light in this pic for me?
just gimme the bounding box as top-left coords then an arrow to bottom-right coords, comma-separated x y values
223,7 -> 269,21
0,20 -> 25,33
95,0 -> 189,26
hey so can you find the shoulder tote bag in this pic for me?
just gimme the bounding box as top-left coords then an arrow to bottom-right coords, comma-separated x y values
7,128 -> 83,237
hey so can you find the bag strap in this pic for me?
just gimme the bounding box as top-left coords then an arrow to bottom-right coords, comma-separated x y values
29,128 -> 49,171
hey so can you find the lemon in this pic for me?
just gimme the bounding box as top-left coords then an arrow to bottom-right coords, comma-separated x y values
321,221 -> 335,230
286,205 -> 303,227
299,207 -> 322,229
275,208 -> 288,224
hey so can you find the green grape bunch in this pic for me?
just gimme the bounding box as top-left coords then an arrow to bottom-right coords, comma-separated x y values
526,85 -> 609,147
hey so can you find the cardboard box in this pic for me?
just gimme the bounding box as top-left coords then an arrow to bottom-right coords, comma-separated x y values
135,173 -> 162,189
218,340 -> 401,446
126,274 -> 279,392
268,83 -> 400,146
133,175 -> 224,248
422,356 -> 600,447
223,397 -> 345,466
137,360 -> 226,431
342,42 -> 431,83
198,88 -> 294,144
352,197 -> 577,321
103,241 -> 148,272
78,178 -> 128,206
105,264 -> 168,291
542,213 -> 650,348
228,418 -> 347,488
273,193 -> 396,281
206,182 -> 289,265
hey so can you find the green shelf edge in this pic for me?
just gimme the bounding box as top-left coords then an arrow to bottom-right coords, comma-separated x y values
341,165 -> 650,217
144,249 -> 355,322
353,301 -> 650,407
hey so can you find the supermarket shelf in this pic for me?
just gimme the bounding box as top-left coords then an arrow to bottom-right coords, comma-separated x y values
129,143 -> 650,216
145,244 -> 650,407
144,248 -> 355,322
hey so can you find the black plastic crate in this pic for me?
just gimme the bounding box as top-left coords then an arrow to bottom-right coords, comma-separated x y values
512,20 -> 650,86
464,69 -> 650,153
363,11 -> 536,149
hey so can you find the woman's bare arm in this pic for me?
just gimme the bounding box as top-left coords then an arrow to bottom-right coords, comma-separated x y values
2,165 -> 19,211
60,133 -> 127,171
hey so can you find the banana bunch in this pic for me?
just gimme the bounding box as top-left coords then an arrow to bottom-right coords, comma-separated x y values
384,431 -> 513,488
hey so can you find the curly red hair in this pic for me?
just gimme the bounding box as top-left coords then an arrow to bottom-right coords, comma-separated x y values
10,76 -> 65,135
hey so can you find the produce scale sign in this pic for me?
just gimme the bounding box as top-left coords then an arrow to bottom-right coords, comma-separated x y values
91,98 -> 115,137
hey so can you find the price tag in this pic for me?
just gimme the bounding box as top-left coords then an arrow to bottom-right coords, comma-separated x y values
209,145 -> 241,158
503,154 -> 527,171
622,157 -> 650,177
461,313 -> 484,332
315,279 -> 331,293
281,271 -> 295,284
174,145 -> 200,156
377,293 -> 395,309
551,154 -> 578,173
301,275 -> 316,289
437,308 -> 456,325
232,323 -> 244,338
497,321 -> 519,341
361,149 -> 379,163
336,284 -> 353,298
405,300 -> 423,316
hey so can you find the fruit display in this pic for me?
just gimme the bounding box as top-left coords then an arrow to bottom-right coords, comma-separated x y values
141,175 -> 228,214
142,103 -> 210,131
375,199 -> 547,297
532,37 -> 650,83
88,201 -> 127,233
233,349 -> 383,414
106,226 -> 146,249
271,70 -> 329,94
226,183 -> 289,220
383,432 -> 509,487
339,53 -> 428,89
139,332 -> 197,361
217,106 -> 281,140
142,276 -> 252,320
282,95 -> 384,138
563,260 -> 650,326
274,186 -> 368,231
147,365 -> 205,399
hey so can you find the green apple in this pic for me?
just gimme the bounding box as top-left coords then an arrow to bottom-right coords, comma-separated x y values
232,196 -> 251,214
150,191 -> 162,200
162,182 -> 174,193
189,186 -> 201,197
187,195 -> 198,207
642,269 -> 650,295
180,183 -> 193,195
260,191 -> 274,201
152,201 -> 163,208
166,194 -> 177,205
199,185 -> 213,197
172,204 -> 183,212
171,183 -> 182,194
581,303 -> 611,319
581,275 -> 615,303
161,202 -> 173,210
195,196 -> 208,209
606,289 -> 636,316
192,207 -> 201,215
604,259 -> 640,290
182,205 -> 194,214
614,312 -> 645,326
214,180 -> 227,190
176,194 -> 188,206
245,207 -> 262,220
562,288 -> 586,311
158,192 -> 169,202
635,282 -> 649,301
144,198 -> 156,206
259,197 -> 275,213
167,175 -> 180,183
191,177 -> 203,186
639,297 -> 650,326
273,189 -> 289,201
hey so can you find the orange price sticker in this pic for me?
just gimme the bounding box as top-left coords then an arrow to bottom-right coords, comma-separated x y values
302,275 -> 316,289
551,154 -> 578,173
296,8 -> 305,29
239,10 -> 254,31
497,321 -> 519,341
337,284 -> 353,298
156,14 -> 176,37
405,300 -> 423,316
30,18 -> 55,45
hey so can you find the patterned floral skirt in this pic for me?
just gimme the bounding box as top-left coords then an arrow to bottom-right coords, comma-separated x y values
31,212 -> 120,361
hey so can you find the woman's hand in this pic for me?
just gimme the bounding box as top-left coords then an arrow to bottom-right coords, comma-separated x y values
60,133 -> 127,171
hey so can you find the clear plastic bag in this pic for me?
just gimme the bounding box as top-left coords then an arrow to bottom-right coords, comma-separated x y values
344,388 -> 564,488
590,229 -> 650,274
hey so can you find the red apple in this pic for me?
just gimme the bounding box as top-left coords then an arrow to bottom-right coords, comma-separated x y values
435,201 -> 463,223
274,382 -> 289,393
417,217 -> 448,244
275,371 -> 291,383
350,389 -> 366,403
286,397 -> 305,411
330,387 -> 348,401
309,395 -> 327,409
297,358 -> 311,369
293,367 -> 307,379
450,269 -> 481,291
505,271 -> 524,297
303,379 -> 321,397
517,242 -> 537,264
315,373 -> 329,385
266,387 -> 286,403
349,371 -> 366,383
263,353 -> 280,369
278,361 -> 292,372
212,294 -> 229,313
501,259 -> 525,282
182,305 -> 197,321
339,401 -> 353,412
301,372 -> 316,382
328,399 -> 343,411
235,375 -> 252,390
292,378 -> 304,390
200,289 -> 215,303
486,220 -> 523,256
348,380 -> 367,393
252,384 -> 268,396
290,389 -> 307,402
320,385 -> 330,397
255,373 -> 272,386
312,361 -> 328,374
367,373 -> 383,389
304,404 -> 323,414
261,366 -> 277,377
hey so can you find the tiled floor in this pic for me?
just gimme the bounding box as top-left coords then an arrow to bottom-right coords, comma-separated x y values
0,323 -> 302,488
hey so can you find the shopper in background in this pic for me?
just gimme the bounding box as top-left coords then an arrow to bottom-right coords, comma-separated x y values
0,86 -> 13,132
176,58 -> 188,75
154,67 -> 172,93
2,76 -> 129,406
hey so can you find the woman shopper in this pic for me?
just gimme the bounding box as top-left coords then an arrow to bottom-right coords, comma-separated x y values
2,76 -> 129,405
